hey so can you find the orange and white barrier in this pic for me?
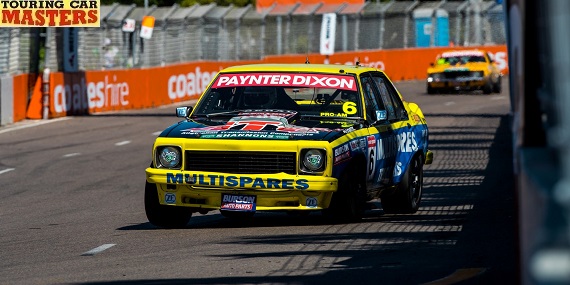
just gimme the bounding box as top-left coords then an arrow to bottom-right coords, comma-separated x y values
10,45 -> 507,122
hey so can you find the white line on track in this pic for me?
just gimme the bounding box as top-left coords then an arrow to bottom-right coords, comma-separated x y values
63,153 -> 81,158
81,244 -> 116,256
490,96 -> 506,100
152,131 -> 162,136
115,140 -> 131,146
0,118 -> 70,135
0,168 -> 15,175
444,101 -> 456,106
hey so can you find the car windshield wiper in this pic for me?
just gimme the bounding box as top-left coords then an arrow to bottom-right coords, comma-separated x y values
194,110 -> 246,119
300,114 -> 364,121
201,109 -> 298,119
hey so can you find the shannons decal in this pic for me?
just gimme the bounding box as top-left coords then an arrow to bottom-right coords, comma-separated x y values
199,132 -> 291,139
213,73 -> 357,91
166,173 -> 309,190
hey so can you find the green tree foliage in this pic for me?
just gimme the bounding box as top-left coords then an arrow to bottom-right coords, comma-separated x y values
100,0 -> 254,7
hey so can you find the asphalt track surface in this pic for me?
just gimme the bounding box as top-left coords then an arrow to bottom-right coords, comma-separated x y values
0,79 -> 518,285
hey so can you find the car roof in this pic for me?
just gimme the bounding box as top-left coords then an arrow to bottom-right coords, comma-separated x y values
219,63 -> 382,75
441,49 -> 486,57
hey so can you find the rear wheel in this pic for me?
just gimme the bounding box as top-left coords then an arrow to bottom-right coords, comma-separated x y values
381,155 -> 424,214
145,182 -> 192,228
323,165 -> 366,221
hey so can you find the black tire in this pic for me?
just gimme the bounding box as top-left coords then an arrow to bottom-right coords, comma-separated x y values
427,85 -> 435,95
482,80 -> 493,94
323,165 -> 366,221
381,154 -> 424,214
492,77 -> 502,93
145,182 -> 192,228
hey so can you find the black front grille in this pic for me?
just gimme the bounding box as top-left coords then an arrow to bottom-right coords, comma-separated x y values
443,71 -> 470,79
185,151 -> 297,175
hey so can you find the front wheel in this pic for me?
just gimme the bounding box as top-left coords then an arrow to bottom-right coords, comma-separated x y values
323,166 -> 366,222
482,80 -> 493,94
145,182 -> 192,228
493,77 -> 502,93
381,155 -> 424,214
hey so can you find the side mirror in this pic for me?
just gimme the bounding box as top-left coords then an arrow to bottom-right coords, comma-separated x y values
176,106 -> 193,118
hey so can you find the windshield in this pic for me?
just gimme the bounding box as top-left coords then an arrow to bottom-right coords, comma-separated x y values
440,55 -> 487,65
193,72 -> 363,119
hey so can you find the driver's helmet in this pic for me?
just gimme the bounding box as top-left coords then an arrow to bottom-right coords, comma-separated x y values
242,87 -> 278,108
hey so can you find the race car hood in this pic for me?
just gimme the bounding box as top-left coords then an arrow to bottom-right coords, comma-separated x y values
427,62 -> 489,74
159,111 -> 351,142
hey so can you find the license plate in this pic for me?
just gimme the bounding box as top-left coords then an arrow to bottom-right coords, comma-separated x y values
221,194 -> 256,212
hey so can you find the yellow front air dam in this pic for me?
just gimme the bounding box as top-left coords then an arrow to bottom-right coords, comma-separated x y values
146,169 -> 338,210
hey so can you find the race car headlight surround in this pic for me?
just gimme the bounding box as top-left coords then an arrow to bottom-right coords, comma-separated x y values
156,146 -> 182,169
300,149 -> 326,173
428,73 -> 443,82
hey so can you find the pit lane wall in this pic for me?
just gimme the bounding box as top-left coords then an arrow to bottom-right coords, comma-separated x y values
4,45 -> 507,123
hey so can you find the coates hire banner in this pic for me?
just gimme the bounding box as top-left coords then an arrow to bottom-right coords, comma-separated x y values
0,0 -> 100,27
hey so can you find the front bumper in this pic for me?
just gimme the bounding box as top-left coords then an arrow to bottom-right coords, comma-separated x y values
146,168 -> 338,211
427,76 -> 487,90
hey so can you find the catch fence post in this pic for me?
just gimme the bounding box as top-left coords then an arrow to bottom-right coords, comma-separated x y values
42,68 -> 50,120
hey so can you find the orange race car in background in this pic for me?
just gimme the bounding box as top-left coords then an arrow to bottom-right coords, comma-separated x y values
426,49 -> 502,94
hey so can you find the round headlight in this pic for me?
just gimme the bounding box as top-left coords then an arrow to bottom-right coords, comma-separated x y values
428,73 -> 442,82
303,149 -> 324,171
158,146 -> 181,168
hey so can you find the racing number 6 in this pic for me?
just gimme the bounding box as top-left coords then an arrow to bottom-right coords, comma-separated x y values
368,146 -> 376,180
343,102 -> 357,115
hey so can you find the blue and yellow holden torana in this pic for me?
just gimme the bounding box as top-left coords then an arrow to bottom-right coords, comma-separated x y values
145,63 -> 433,228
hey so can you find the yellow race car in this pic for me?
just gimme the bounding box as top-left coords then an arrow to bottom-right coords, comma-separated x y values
426,49 -> 502,94
145,63 -> 433,228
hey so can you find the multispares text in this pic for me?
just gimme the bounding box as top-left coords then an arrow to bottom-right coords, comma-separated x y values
167,173 -> 309,190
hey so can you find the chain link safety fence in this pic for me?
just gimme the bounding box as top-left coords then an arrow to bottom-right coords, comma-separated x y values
0,0 -> 505,75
